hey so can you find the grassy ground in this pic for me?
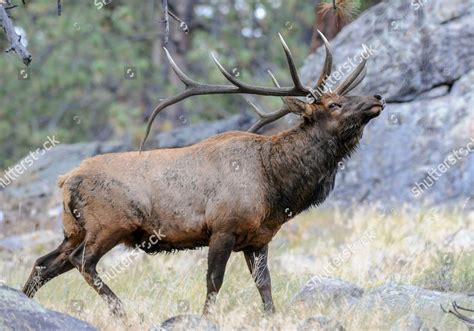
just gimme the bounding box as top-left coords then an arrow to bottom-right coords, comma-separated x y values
1,203 -> 473,330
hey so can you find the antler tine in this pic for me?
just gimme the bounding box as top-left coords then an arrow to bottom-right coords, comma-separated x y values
267,70 -> 281,88
247,107 -> 290,133
315,30 -> 333,88
164,47 -> 199,87
244,98 -> 271,118
278,33 -> 310,94
335,58 -> 367,95
211,52 -> 247,89
342,65 -> 367,95
246,70 -> 293,133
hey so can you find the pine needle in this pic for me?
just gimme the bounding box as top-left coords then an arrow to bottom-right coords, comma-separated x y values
319,0 -> 360,25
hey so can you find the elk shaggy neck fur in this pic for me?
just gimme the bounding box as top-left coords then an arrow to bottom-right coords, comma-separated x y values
262,114 -> 363,222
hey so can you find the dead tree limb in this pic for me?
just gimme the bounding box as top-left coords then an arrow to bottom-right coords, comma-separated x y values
161,0 -> 169,45
0,4 -> 32,65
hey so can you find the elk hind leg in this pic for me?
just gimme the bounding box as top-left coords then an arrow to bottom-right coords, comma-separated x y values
68,232 -> 126,318
22,236 -> 81,297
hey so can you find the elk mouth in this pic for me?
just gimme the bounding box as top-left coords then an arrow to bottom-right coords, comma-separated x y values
362,104 -> 384,118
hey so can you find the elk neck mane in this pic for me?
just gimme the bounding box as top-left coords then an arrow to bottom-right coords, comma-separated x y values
261,117 -> 363,219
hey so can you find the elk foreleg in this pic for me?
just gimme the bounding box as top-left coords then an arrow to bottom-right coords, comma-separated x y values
244,244 -> 275,313
203,232 -> 236,315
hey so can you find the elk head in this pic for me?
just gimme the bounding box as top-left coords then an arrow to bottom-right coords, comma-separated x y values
140,30 -> 385,150
275,92 -> 385,145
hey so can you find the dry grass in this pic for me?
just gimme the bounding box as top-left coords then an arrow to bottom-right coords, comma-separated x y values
1,203 -> 473,330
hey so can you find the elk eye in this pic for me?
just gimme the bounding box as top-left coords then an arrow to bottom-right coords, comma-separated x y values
328,103 -> 341,110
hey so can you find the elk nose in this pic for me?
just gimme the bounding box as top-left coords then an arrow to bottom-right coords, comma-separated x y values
374,94 -> 386,109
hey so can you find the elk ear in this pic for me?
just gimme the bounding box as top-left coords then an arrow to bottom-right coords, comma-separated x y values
282,97 -> 314,118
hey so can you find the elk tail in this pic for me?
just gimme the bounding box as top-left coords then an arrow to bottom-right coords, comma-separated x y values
57,174 -> 69,188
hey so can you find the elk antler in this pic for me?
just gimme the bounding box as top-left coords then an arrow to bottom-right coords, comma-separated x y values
314,30 -> 333,89
245,70 -> 297,133
335,58 -> 367,95
140,33 -> 321,151
140,30 -> 367,149
441,301 -> 474,326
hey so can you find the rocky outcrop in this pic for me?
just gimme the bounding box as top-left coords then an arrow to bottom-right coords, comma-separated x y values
0,285 -> 97,331
152,112 -> 254,149
349,282 -> 474,329
300,0 -> 474,206
292,278 -> 474,330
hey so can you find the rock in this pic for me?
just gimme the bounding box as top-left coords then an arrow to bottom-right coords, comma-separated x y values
301,0 -> 474,102
349,282 -> 474,329
300,0 -> 474,207
292,277 -> 364,310
0,285 -> 97,331
151,113 -> 254,149
1,141 -> 129,201
293,279 -> 474,329
0,230 -> 62,252
152,314 -> 218,331
297,316 -> 345,331
390,313 -> 426,331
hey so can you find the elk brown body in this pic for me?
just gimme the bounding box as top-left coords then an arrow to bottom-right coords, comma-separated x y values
22,32 -> 385,317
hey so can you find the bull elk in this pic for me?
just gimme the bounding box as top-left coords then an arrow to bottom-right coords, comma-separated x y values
23,31 -> 385,317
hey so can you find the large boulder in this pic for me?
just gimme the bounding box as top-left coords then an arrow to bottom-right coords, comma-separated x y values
292,277 -> 364,310
292,277 -> 474,329
0,285 -> 97,331
345,282 -> 472,330
300,0 -> 474,206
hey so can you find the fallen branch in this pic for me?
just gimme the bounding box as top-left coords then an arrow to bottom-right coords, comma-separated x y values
0,3 -> 31,65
